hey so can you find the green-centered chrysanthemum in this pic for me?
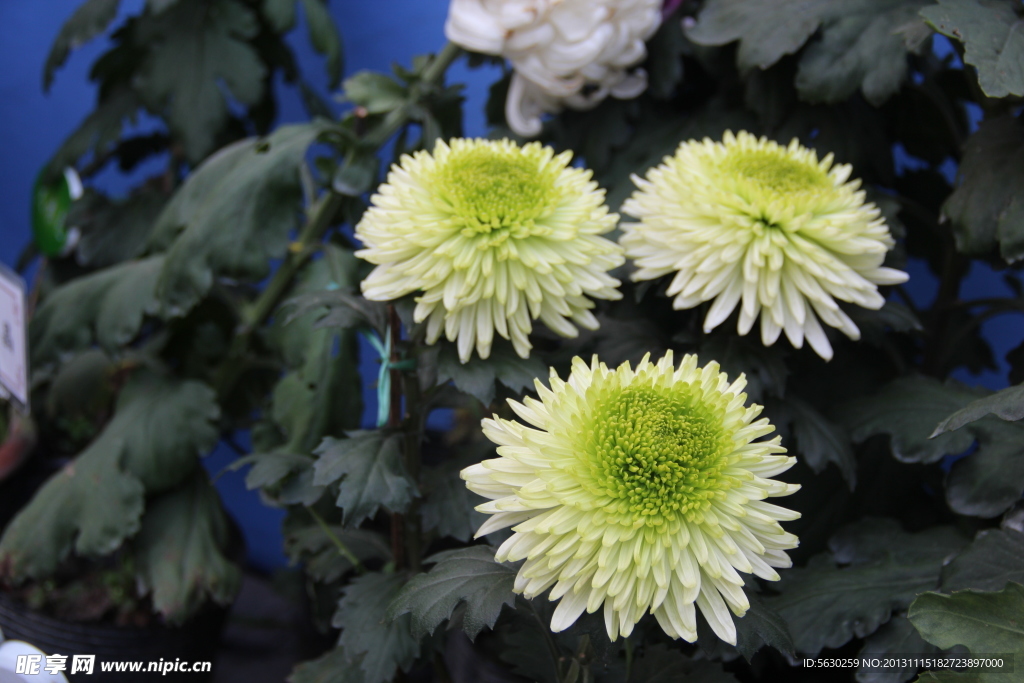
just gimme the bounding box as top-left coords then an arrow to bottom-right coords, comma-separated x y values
356,138 -> 624,363
462,351 -> 800,643
620,131 -> 909,361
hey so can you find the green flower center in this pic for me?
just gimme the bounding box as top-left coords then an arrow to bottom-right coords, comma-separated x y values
723,148 -> 829,195
435,145 -> 561,241
574,384 -> 733,527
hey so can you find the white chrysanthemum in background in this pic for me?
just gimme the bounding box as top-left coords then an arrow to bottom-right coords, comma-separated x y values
356,138 -> 623,363
620,131 -> 909,361
445,0 -> 663,136
463,351 -> 800,643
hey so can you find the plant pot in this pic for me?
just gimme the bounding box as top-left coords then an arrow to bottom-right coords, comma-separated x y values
0,591 -> 228,682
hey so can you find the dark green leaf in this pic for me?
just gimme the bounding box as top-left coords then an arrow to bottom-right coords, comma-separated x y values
284,522 -> 389,583
0,372 -> 219,579
43,0 -> 121,91
46,88 -> 141,179
262,0 -> 296,32
645,10 -> 688,99
795,0 -> 931,105
314,431 -> 418,527
45,349 -> 115,425
942,115 -> 1024,264
687,0 -> 826,70
789,396 -> 857,488
230,451 -> 313,490
134,0 -> 266,161
628,644 -> 737,683
283,289 -> 388,337
933,384 -> 1024,436
288,643 -> 366,683
857,614 -> 938,683
334,572 -> 419,683
299,0 -> 343,88
150,123 -> 326,316
766,520 -> 967,655
909,582 -> 1024,683
943,529 -> 1024,592
944,421 -> 1024,517
30,255 -> 163,365
922,0 -> 1024,98
332,151 -> 380,196
420,464 -> 488,543
844,376 -> 981,464
689,0 -> 929,104
436,341 -> 546,406
135,471 -> 242,624
387,546 -> 517,640
342,71 -> 408,115
701,336 -> 788,403
71,188 -> 167,268
734,588 -> 796,660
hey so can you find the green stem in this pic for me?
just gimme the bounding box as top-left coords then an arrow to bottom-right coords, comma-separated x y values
308,506 -> 366,575
214,191 -> 344,400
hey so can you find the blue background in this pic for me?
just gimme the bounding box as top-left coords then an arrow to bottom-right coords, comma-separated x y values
0,3 -> 1017,571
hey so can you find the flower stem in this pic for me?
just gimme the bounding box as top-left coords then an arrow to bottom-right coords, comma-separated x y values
307,506 -> 366,575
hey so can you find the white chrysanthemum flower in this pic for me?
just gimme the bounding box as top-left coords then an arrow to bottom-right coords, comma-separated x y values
356,138 -> 623,363
463,351 -> 800,643
444,0 -> 663,136
620,131 -> 910,361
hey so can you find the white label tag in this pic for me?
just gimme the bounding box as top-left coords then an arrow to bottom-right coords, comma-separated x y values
0,265 -> 28,410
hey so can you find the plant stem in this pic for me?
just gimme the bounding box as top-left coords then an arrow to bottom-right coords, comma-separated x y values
307,506 -> 366,575
214,190 -> 344,399
387,304 -> 408,569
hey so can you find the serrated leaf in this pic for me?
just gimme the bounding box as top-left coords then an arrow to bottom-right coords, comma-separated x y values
343,71 -> 408,114
0,372 -> 219,579
689,0 -> 929,104
766,520 -> 967,655
701,336 -> 788,403
46,88 -> 141,178
734,588 -> 796,660
844,376 -> 981,464
922,0 -> 1024,98
627,644 -> 737,683
298,0 -> 342,87
943,529 -> 1024,593
789,396 -> 857,488
795,0 -> 931,105
45,349 -> 115,425
150,123 -> 326,317
687,0 -> 827,70
387,546 -> 517,640
420,465 -> 488,543
134,0 -> 266,161
230,451 -> 313,490
30,255 -> 164,365
933,384 -> 1024,436
288,643 -> 366,683
942,115 -> 1024,264
314,431 -> 418,527
857,614 -> 939,683
135,470 -> 242,624
334,572 -> 419,683
71,188 -> 167,268
284,522 -> 389,583
43,0 -> 121,91
283,289 -> 388,337
910,583 -> 1024,683
945,421 -> 1024,517
436,341 -> 546,406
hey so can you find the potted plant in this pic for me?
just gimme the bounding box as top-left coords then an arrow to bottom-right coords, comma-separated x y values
8,0 -> 1024,682
0,0 -> 348,677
